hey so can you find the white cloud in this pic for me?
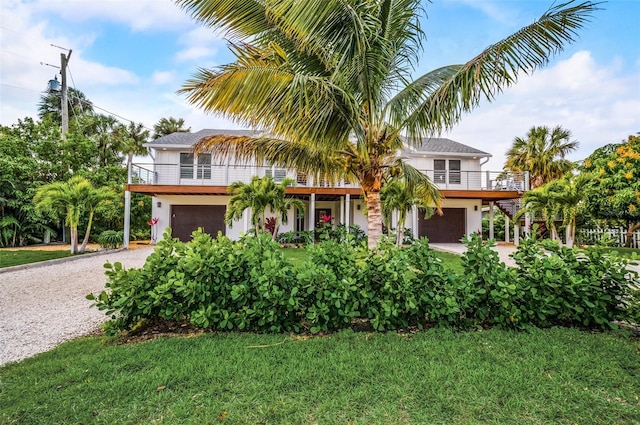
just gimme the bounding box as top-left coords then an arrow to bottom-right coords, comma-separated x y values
29,0 -> 192,32
175,46 -> 218,63
151,71 -> 176,85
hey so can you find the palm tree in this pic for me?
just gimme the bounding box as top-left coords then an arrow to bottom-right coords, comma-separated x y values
225,175 -> 304,238
515,184 -> 562,242
117,122 -> 150,169
381,179 -> 435,246
505,126 -> 579,189
33,176 -> 115,253
177,0 -> 599,247
153,117 -> 191,140
546,173 -> 592,248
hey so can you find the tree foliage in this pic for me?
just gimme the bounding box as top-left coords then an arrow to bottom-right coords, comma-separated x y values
581,133 -> 640,246
153,117 -> 191,139
178,0 -> 599,247
505,125 -> 578,188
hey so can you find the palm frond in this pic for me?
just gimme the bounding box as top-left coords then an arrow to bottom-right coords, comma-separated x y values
175,0 -> 269,40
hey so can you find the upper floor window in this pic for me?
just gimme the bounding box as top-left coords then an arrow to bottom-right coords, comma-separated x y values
180,152 -> 212,180
265,167 -> 287,183
180,153 -> 194,179
434,159 -> 461,185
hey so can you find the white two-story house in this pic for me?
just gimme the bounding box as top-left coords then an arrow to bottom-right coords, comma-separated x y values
127,129 -> 528,243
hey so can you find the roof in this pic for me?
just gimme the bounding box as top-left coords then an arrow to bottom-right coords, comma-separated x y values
148,131 -> 491,158
403,137 -> 491,157
146,129 -> 261,147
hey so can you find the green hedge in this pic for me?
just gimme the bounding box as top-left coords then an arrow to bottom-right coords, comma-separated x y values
88,230 -> 639,335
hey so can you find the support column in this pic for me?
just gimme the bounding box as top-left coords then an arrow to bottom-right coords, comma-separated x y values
505,214 -> 510,243
524,213 -> 531,237
123,160 -> 132,249
514,224 -> 520,246
309,193 -> 316,233
345,194 -> 351,229
488,201 -> 494,240
339,196 -> 345,225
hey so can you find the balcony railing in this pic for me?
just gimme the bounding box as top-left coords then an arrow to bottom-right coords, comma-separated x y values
131,163 -> 529,192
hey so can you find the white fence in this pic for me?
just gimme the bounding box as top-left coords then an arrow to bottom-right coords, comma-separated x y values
578,227 -> 640,248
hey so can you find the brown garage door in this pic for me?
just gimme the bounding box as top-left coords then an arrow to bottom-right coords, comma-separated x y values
418,208 -> 466,243
171,205 -> 226,242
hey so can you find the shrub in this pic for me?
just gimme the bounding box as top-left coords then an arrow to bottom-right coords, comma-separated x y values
511,236 -> 636,329
97,230 -> 124,249
298,240 -> 366,332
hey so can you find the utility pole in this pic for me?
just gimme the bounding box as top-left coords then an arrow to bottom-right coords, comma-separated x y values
57,47 -> 72,140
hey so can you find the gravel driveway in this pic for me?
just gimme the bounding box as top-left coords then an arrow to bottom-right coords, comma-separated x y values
0,248 -> 153,366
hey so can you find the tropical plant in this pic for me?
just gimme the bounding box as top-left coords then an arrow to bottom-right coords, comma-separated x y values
177,0 -> 598,247
515,184 -> 562,242
544,173 -> 592,248
381,178 -> 435,246
581,134 -> 640,247
33,176 -> 116,253
152,117 -> 191,140
505,125 -> 579,189
116,121 -> 150,172
37,87 -> 94,126
225,175 -> 304,238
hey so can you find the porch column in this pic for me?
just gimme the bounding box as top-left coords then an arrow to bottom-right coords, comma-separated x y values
412,205 -> 418,237
309,193 -> 316,232
524,213 -> 531,237
123,161 -> 132,249
345,194 -> 351,229
340,196 -> 345,225
514,223 -> 520,246
505,214 -> 510,243
243,208 -> 250,233
488,201 -> 495,240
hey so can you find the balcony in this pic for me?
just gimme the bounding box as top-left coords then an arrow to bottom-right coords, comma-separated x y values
131,163 -> 529,192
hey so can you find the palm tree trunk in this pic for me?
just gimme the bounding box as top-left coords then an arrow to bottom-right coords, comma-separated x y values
364,191 -> 383,249
70,226 -> 78,254
79,210 -> 95,253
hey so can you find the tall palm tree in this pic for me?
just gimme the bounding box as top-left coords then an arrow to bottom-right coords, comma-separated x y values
153,117 -> 191,140
381,178 -> 435,246
117,122 -> 150,170
505,125 -> 579,189
33,176 -> 115,253
177,0 -> 599,247
225,175 -> 304,239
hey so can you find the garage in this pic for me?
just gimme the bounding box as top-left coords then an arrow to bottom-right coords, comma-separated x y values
170,205 -> 226,242
418,208 -> 466,243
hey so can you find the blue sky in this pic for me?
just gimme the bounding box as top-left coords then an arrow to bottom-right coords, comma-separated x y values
1,0 -> 638,169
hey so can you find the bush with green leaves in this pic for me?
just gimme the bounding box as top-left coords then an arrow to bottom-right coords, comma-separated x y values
89,229 -> 301,334
511,236 -> 637,328
459,234 -> 520,328
297,240 -> 366,332
277,230 -> 313,246
97,230 -> 124,249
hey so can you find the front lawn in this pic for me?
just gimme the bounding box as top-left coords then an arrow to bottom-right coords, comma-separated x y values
1,328 -> 638,424
0,249 -> 73,269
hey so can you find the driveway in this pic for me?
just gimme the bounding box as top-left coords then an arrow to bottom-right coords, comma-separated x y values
0,248 -> 154,366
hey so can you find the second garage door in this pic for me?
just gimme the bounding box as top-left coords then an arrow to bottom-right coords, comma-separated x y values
418,208 -> 466,243
170,205 -> 226,242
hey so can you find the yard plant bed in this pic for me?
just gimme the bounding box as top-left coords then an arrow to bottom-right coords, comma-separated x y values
1,328 -> 638,424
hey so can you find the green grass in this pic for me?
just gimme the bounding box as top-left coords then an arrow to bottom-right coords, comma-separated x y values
280,247 -> 464,274
1,328 -> 638,424
0,249 -> 74,268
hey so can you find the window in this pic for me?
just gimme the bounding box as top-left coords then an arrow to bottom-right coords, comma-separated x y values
266,167 -> 287,182
197,153 -> 211,179
434,160 -> 446,184
449,160 -> 461,184
433,159 -> 461,184
180,153 -> 194,179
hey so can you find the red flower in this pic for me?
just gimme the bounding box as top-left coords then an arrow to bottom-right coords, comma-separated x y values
320,214 -> 332,223
148,217 -> 159,226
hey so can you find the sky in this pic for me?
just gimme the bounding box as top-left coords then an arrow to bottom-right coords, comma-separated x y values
1,0 -> 639,170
